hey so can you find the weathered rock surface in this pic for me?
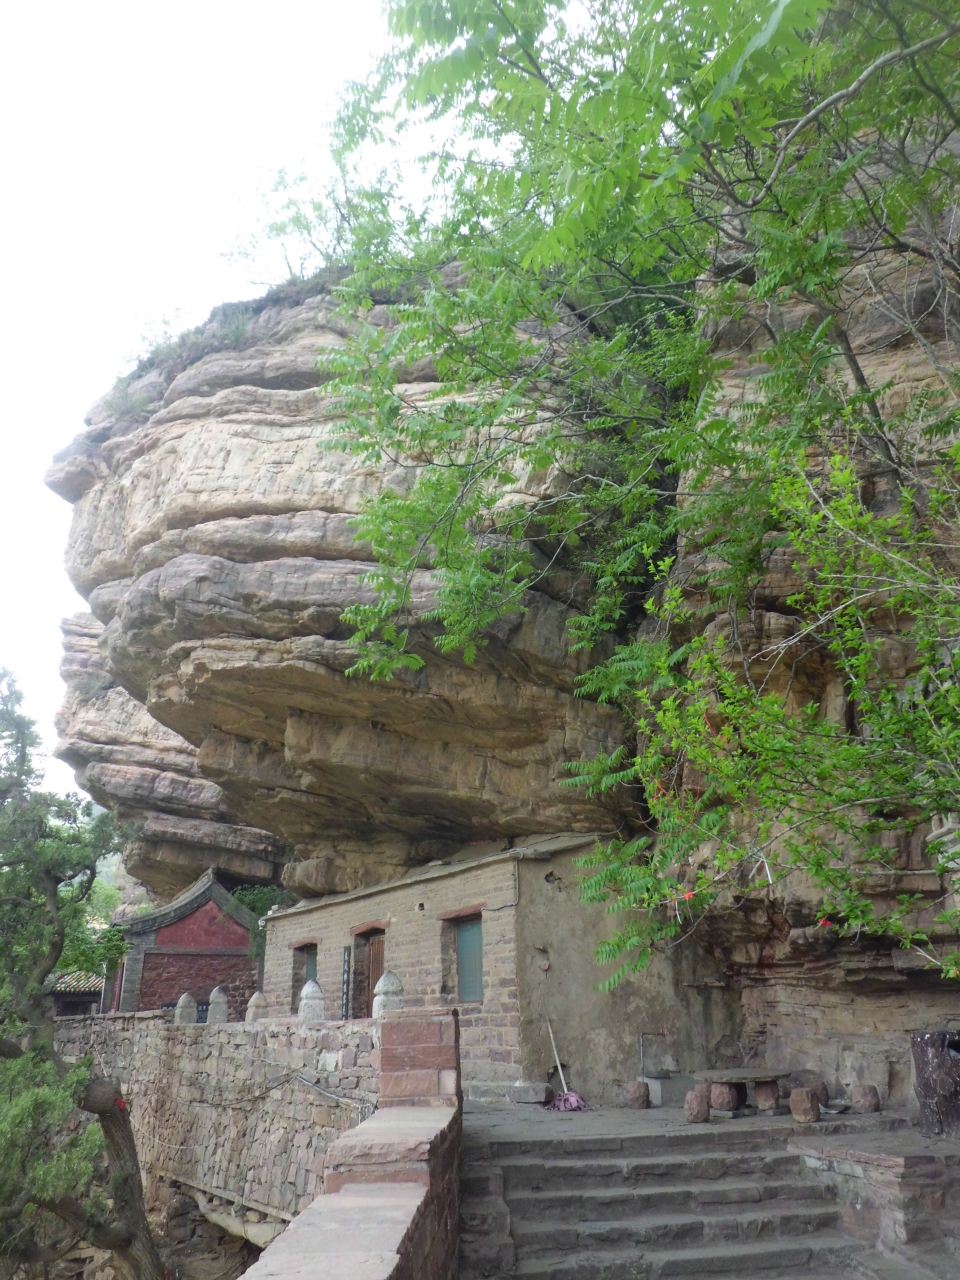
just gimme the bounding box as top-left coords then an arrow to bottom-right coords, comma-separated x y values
58,613 -> 287,897
50,284 -> 630,897
681,237 -> 960,1104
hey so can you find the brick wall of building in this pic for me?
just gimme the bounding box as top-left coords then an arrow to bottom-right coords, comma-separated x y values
139,950 -> 256,1017
263,855 -> 523,1087
118,891 -> 257,1018
155,898 -> 250,949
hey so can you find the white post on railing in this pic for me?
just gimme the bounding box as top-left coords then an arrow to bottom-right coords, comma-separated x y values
372,970 -> 404,1046
207,985 -> 229,1024
245,990 -> 267,1023
173,992 -> 198,1025
297,979 -> 324,1026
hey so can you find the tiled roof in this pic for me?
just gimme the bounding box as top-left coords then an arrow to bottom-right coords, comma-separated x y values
115,868 -> 257,936
52,971 -> 104,994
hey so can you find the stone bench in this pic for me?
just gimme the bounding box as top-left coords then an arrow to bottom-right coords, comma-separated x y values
693,1067 -> 790,1117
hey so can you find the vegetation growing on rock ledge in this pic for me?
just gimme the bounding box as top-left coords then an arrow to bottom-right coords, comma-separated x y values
308,0 -> 960,979
0,671 -> 166,1279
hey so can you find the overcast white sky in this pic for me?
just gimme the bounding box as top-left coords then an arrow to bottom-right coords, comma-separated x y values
0,0 -> 393,791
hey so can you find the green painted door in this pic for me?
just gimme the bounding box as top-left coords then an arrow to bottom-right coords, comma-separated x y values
456,917 -> 483,1003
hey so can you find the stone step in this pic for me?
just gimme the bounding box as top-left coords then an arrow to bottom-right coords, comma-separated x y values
648,1234 -> 861,1278
465,1081 -> 551,1104
500,1148 -> 802,1190
731,1272 -> 861,1279
505,1175 -> 834,1220
464,1114 -> 907,1163
461,1193 -> 510,1235
511,1202 -> 841,1260
850,1250 -> 960,1280
508,1232 -> 861,1278
459,1229 -> 515,1278
466,1128 -> 791,1161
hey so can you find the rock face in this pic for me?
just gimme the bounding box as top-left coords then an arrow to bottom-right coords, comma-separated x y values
50,284 -> 630,898
58,613 -> 287,897
49,246 -> 958,1106
671,240 -> 960,1105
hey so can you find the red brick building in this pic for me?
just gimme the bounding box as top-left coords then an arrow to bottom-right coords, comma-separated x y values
108,870 -> 258,1020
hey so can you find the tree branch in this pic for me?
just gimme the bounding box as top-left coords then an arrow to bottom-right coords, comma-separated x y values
743,21 -> 960,210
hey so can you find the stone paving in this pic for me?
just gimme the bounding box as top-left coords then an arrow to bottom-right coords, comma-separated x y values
459,1103 -> 960,1279
461,1100 -> 909,1147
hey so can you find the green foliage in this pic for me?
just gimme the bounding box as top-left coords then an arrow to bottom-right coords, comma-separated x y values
231,884 -> 295,960
0,671 -> 136,1270
320,0 -> 960,982
0,1054 -> 105,1249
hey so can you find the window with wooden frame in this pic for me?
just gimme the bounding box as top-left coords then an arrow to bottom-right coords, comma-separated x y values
440,913 -> 484,1004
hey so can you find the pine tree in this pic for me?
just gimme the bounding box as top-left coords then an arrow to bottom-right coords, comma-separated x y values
0,670 -> 167,1280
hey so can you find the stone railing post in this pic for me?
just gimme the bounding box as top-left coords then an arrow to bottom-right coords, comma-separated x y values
371,971 -> 403,1046
173,992 -> 197,1025
245,990 -> 267,1023
297,979 -> 324,1026
372,970 -> 403,1020
378,1008 -> 461,1106
207,985 -> 229,1024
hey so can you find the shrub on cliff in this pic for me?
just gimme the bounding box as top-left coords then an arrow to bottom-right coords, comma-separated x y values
0,671 -> 167,1280
319,0 -> 960,978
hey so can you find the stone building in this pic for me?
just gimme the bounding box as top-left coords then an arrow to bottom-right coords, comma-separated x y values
262,834 -> 739,1103
107,869 -> 258,1020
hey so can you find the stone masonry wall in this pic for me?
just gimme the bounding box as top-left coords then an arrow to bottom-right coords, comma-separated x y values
242,1009 -> 462,1280
516,848 -> 742,1104
791,1128 -> 960,1257
263,853 -> 524,1090
55,1013 -> 377,1221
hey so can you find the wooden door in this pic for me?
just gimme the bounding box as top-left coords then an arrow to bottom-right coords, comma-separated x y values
367,932 -> 385,1017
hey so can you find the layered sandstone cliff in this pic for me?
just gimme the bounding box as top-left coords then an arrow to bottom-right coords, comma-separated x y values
57,613 -> 287,898
664,242 -> 960,1098
49,283 -> 630,898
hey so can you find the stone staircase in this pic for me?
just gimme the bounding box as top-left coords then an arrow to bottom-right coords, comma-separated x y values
459,1113 -> 905,1280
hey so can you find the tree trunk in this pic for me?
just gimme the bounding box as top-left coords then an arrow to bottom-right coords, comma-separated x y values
911,1030 -> 960,1137
82,1077 -> 169,1280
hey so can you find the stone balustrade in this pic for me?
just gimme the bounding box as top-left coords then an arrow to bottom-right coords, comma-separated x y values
792,1127 -> 960,1255
54,1011 -> 378,1221
241,1008 -> 462,1280
54,1000 -> 462,1278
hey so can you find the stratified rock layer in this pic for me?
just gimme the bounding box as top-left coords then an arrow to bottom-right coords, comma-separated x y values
50,286 -> 630,897
58,613 -> 287,897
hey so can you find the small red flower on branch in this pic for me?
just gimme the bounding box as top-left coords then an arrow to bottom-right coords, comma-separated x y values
817,918 -> 832,928
682,891 -> 695,901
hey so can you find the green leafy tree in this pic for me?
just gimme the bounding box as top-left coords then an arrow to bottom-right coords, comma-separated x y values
231,884 -> 295,962
0,672 -> 167,1280
317,0 -> 960,978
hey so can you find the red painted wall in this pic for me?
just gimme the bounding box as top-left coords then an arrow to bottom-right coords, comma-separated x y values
156,899 -> 250,950
140,952 -> 256,1017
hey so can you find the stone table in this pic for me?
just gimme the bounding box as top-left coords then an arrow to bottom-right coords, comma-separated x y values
693,1068 -> 790,1118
